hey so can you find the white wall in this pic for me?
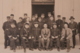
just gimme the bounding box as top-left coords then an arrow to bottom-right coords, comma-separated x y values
55,0 -> 80,23
0,0 -> 32,44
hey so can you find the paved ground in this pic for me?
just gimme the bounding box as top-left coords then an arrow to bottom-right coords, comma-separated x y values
0,45 -> 80,53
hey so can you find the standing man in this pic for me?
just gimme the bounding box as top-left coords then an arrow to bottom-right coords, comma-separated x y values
17,17 -> 24,46
41,24 -> 51,50
34,14 -> 38,21
23,13 -> 30,24
61,24 -> 73,52
47,16 -> 55,29
3,16 -> 11,49
10,14 -> 17,26
62,17 -> 68,28
38,17 -> 43,29
56,15 -> 63,31
41,14 -> 46,23
69,16 -> 77,48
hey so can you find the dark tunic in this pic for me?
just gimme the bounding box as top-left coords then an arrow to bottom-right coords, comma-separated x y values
78,22 -> 80,33
56,19 -> 63,31
32,27 -> 41,40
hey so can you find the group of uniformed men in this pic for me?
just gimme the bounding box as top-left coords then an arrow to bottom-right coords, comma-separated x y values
2,12 -> 80,53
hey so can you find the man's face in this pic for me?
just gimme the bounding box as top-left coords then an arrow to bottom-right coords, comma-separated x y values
35,14 -> 38,18
19,19 -> 22,22
63,19 -> 66,22
24,15 -> 27,18
11,24 -> 15,28
43,24 -> 48,28
64,24 -> 68,28
10,16 -> 14,19
38,18 -> 42,22
25,25 -> 29,28
34,24 -> 38,27
53,25 -> 57,28
7,18 -> 10,21
48,13 -> 52,17
58,17 -> 61,19
32,17 -> 35,21
50,17 -> 54,21
71,19 -> 74,22
41,14 -> 45,18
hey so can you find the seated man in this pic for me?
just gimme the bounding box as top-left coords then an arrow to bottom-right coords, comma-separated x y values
41,23 -> 50,50
61,24 -> 73,52
31,22 -> 41,50
20,23 -> 30,52
9,23 -> 19,52
51,23 -> 60,51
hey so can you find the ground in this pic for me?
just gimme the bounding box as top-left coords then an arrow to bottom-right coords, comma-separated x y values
0,45 -> 80,53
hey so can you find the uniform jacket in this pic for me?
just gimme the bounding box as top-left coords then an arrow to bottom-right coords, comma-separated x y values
56,19 -> 63,31
61,28 -> 73,46
51,28 -> 60,37
41,28 -> 50,38
10,27 -> 18,37
3,21 -> 11,35
32,27 -> 41,38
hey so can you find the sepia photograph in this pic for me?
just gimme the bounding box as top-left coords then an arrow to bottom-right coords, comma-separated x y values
0,0 -> 80,53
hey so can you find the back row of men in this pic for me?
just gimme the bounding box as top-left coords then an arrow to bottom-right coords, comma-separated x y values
2,13 -> 80,52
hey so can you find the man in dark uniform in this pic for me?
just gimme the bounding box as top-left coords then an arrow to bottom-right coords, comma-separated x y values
34,14 -> 38,21
56,15 -> 63,31
20,23 -> 30,52
31,22 -> 41,50
22,13 -> 28,23
77,22 -> 80,49
51,23 -> 60,51
9,23 -> 19,52
62,17 -> 68,28
22,13 -> 30,24
41,14 -> 46,23
10,14 -> 17,26
47,16 -> 55,29
69,16 -> 77,48
38,17 -> 43,29
2,16 -> 11,49
17,17 -> 24,46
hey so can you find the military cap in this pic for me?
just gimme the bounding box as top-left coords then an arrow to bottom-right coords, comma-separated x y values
34,22 -> 39,24
62,17 -> 66,19
69,16 -> 75,20
10,14 -> 14,16
7,16 -> 10,19
19,17 -> 23,19
53,22 -> 57,25
57,15 -> 61,17
25,23 -> 29,25
24,13 -> 27,16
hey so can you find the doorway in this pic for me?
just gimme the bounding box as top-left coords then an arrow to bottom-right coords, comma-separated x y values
32,5 -> 54,18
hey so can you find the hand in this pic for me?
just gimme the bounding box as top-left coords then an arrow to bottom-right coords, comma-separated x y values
52,36 -> 55,39
29,36 -> 31,39
60,38 -> 63,41
32,36 -> 34,39
13,37 -> 17,40
23,37 -> 26,39
17,35 -> 19,37
55,36 -> 58,38
39,36 -> 41,38
66,37 -> 69,40
44,38 -> 47,40
8,36 -> 11,38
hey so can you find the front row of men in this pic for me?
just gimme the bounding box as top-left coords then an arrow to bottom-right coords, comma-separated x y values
3,21 -> 72,52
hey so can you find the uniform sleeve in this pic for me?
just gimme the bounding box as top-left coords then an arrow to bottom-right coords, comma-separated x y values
67,29 -> 72,39
2,22 -> 6,30
47,29 -> 51,38
61,29 -> 65,38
